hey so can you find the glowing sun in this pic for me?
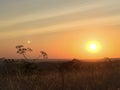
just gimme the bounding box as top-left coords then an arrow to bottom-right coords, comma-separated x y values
86,41 -> 101,53
89,44 -> 97,50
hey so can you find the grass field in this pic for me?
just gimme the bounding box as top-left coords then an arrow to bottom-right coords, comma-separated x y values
0,58 -> 120,90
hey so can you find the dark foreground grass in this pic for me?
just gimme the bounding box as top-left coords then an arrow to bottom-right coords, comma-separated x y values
0,59 -> 120,90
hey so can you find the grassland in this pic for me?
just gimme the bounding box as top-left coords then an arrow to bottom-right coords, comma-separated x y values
0,58 -> 120,90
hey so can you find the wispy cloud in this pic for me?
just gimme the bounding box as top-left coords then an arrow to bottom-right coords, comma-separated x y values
0,0 -> 120,32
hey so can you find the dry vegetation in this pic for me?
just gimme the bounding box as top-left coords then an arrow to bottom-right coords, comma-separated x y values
0,58 -> 120,90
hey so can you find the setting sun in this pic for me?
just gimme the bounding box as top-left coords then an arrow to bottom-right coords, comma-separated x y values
90,44 -> 97,51
86,41 -> 101,53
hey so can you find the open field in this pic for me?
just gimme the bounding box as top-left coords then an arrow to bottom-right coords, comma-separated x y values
0,58 -> 120,90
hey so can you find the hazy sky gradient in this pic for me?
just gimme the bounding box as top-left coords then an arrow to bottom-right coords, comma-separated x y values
0,0 -> 120,59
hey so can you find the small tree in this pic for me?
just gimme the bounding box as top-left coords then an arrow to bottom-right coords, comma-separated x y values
16,45 -> 32,60
39,51 -> 48,60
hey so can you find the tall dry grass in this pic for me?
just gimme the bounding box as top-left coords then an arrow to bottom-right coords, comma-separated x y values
0,59 -> 119,90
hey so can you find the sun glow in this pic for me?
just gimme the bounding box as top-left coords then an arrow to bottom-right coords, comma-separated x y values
90,44 -> 97,50
86,41 -> 101,53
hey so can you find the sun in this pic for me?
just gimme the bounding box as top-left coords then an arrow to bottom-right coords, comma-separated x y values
90,44 -> 97,50
86,41 -> 101,53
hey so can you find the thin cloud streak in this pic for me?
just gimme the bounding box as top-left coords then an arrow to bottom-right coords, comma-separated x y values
0,1 -> 120,33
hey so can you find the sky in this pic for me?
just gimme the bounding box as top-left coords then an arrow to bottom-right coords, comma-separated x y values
0,0 -> 120,60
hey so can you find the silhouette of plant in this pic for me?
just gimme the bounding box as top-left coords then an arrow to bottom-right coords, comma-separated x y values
16,45 -> 32,60
39,51 -> 48,60
3,59 -> 15,64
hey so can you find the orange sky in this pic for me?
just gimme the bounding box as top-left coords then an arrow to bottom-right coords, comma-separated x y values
0,0 -> 120,59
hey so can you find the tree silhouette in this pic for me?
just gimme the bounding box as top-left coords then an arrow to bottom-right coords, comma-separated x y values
39,51 -> 48,60
16,45 -> 32,60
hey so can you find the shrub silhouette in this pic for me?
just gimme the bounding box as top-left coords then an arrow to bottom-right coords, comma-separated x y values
3,59 -> 15,64
16,45 -> 32,60
39,51 -> 48,60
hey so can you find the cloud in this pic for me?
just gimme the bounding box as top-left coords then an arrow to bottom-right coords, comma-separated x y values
1,0 -> 120,30
0,0 -> 120,39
